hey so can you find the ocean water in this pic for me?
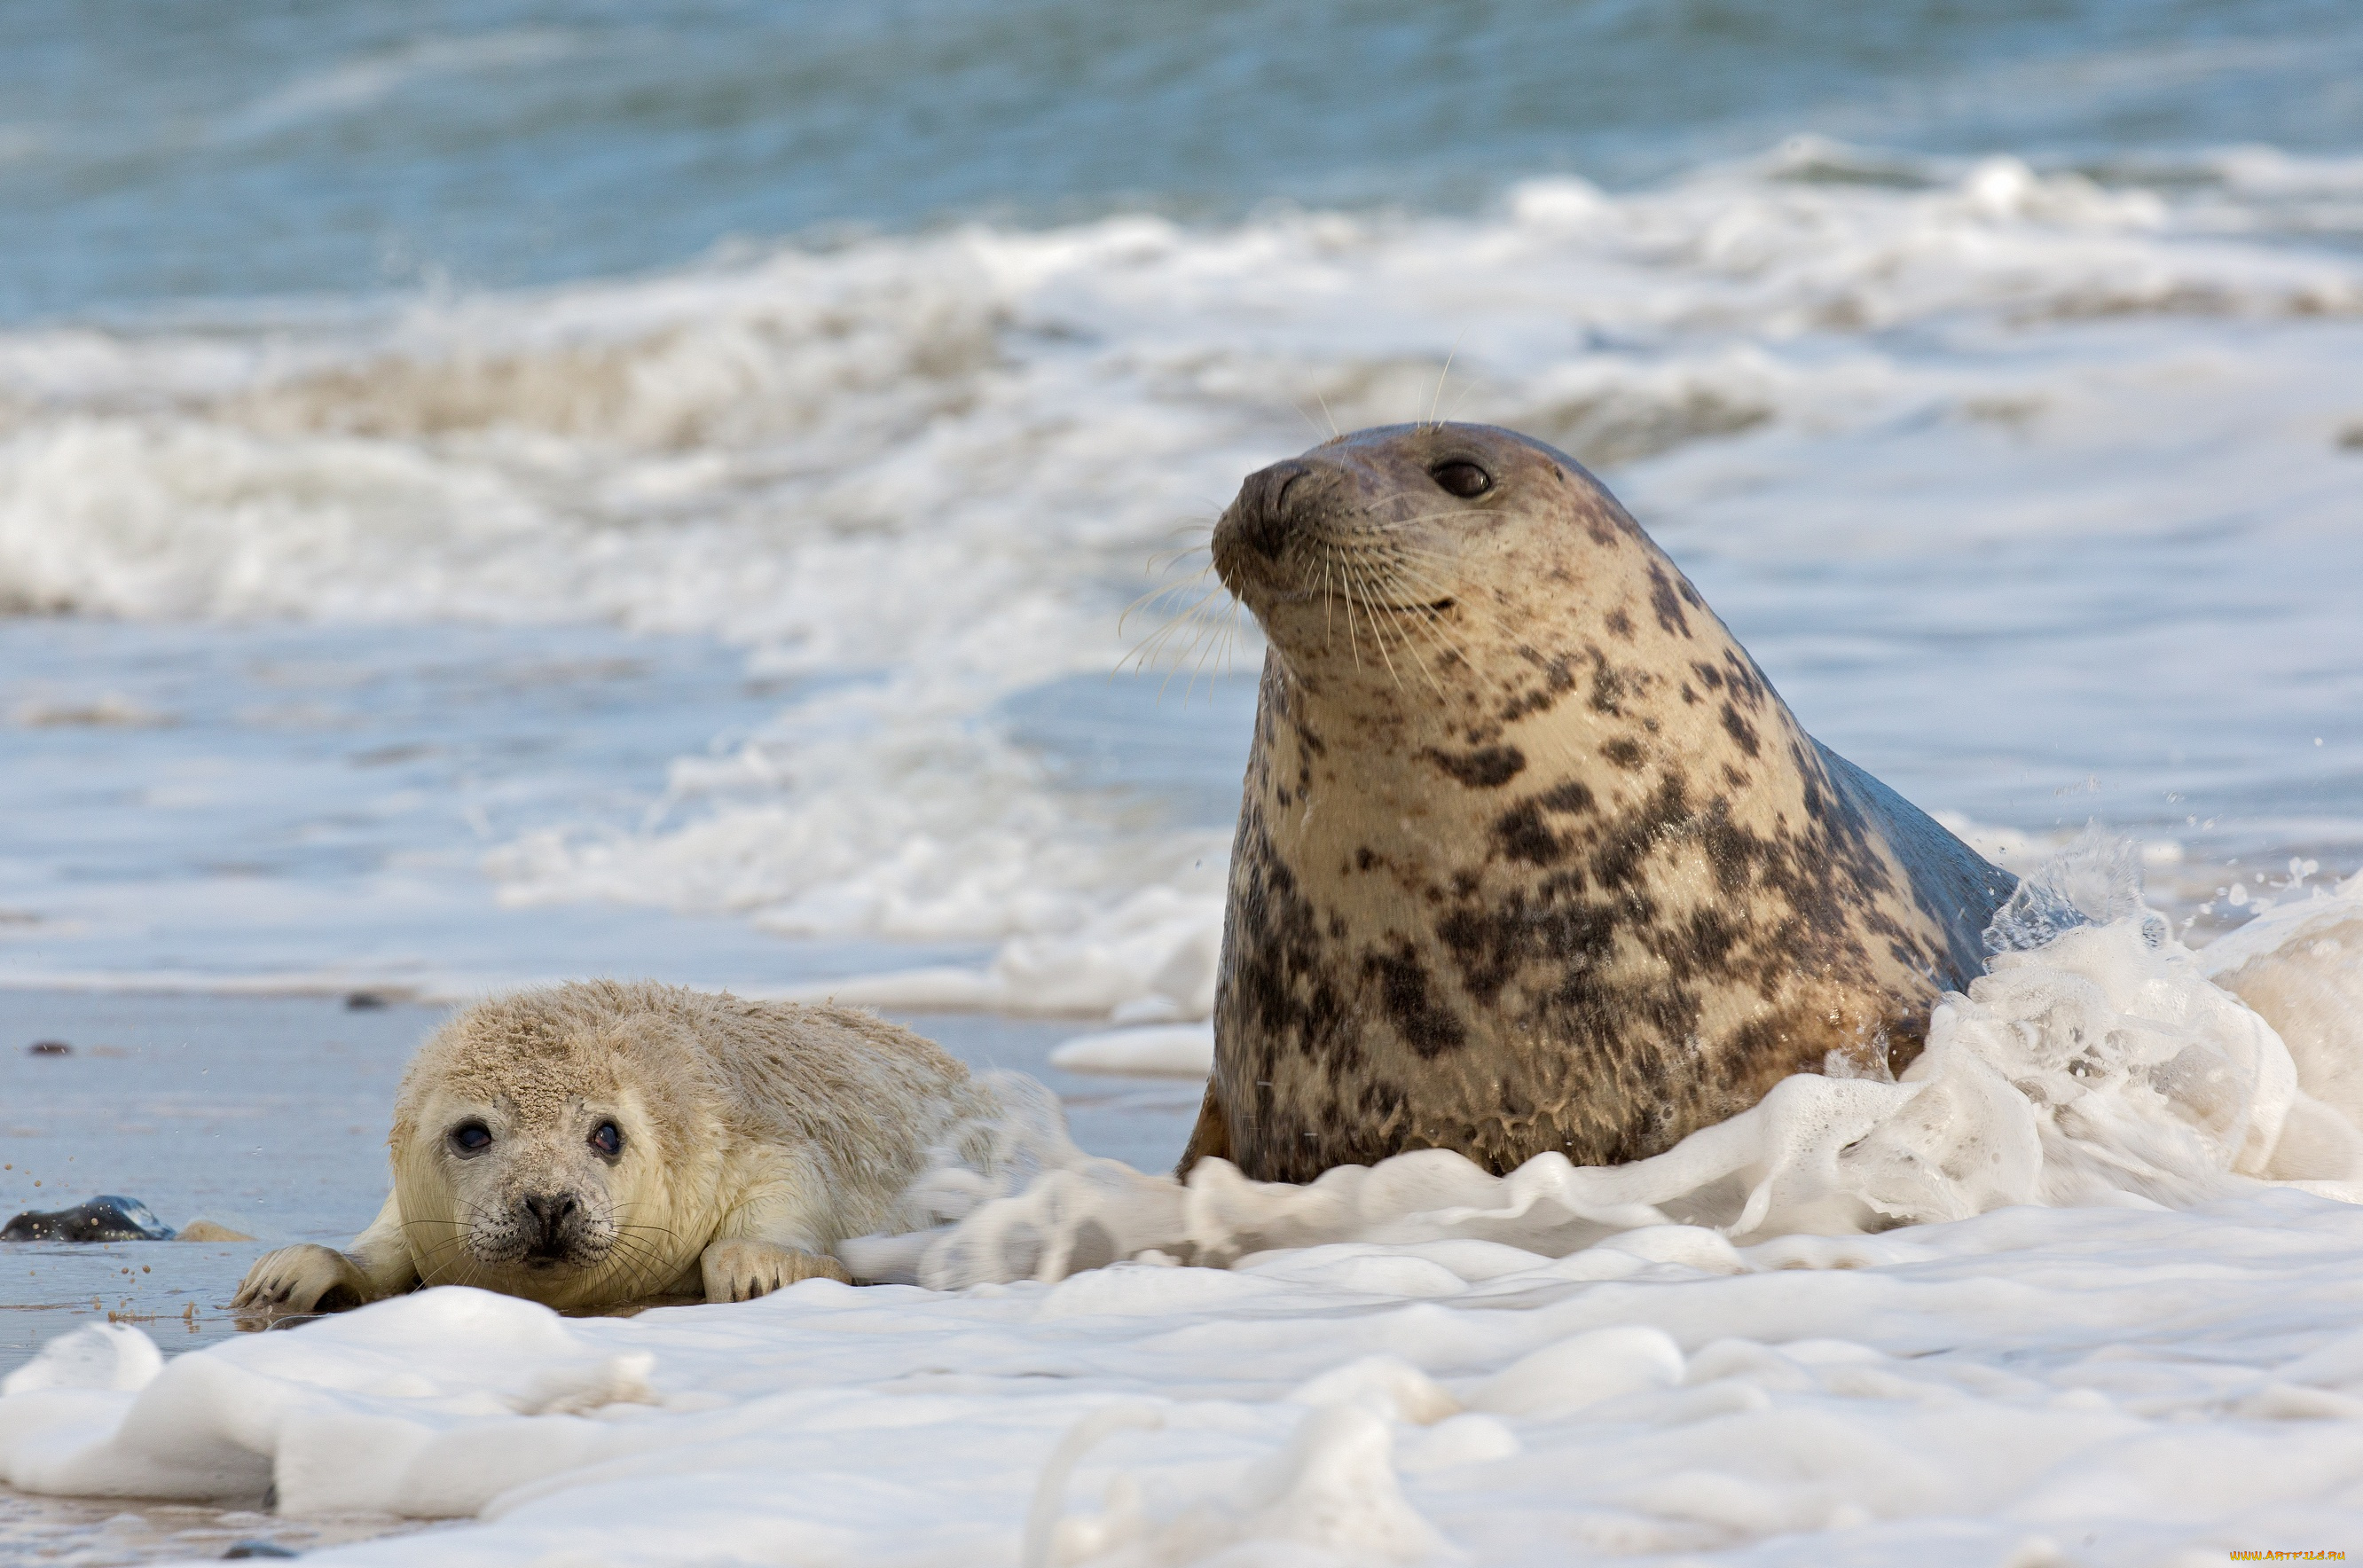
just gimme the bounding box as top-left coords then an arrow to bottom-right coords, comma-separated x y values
5,7 -> 2363,1559
1,0 -> 2360,1011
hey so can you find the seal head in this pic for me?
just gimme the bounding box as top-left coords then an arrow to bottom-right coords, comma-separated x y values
1187,423 -> 2014,1182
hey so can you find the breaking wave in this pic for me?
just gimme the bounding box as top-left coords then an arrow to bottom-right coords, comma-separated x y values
4,140 -> 2359,1010
848,858 -> 2363,1287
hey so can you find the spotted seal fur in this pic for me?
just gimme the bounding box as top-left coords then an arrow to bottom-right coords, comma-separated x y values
1182,423 -> 2015,1183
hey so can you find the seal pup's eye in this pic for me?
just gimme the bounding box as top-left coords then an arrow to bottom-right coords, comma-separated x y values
1430,460 -> 1492,498
448,1121 -> 493,1156
589,1120 -> 624,1160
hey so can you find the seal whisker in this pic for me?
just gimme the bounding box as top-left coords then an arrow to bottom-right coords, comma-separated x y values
1345,557 -> 1409,691
1146,587 -> 1244,701
1425,333 -> 1464,429
1128,584 -> 1238,694
1118,554 -> 1219,636
1320,542 -> 1454,691
1324,544 -> 1367,670
1369,577 -> 1450,694
1121,582 -> 1222,657
1186,595 -> 1243,699
600,1233 -> 673,1298
1363,555 -> 1478,669
1376,569 -> 1451,695
1346,556 -> 1416,688
410,1229 -> 476,1286
1120,518 -> 1235,688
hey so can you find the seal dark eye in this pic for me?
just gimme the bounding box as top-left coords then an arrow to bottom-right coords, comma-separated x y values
448,1121 -> 492,1156
589,1120 -> 624,1159
1430,460 -> 1492,498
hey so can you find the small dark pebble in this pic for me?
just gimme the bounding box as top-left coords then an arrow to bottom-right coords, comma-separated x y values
26,1039 -> 70,1056
1,1194 -> 177,1242
223,1544 -> 300,1561
343,992 -> 387,1011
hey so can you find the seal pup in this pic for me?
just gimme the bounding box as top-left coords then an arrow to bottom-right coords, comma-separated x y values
1184,422 -> 2014,1183
233,982 -> 999,1314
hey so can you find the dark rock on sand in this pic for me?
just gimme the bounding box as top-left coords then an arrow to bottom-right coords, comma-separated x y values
2,1195 -> 177,1242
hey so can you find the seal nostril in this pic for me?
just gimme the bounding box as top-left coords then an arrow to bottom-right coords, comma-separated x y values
1240,459 -> 1315,561
522,1193 -> 577,1250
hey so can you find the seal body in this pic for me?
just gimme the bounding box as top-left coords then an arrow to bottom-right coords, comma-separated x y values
1185,423 -> 2014,1183
234,983 -> 997,1314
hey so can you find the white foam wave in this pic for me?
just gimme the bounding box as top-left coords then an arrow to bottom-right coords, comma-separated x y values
846,870 -> 2363,1289
4,145 -> 2359,1008
10,893 -> 2359,1560
1048,1024 -> 1217,1077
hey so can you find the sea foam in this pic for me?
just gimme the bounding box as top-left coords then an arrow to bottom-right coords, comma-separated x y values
852,863 -> 2363,1291
2,890 -> 2360,1562
4,144 -> 2359,1007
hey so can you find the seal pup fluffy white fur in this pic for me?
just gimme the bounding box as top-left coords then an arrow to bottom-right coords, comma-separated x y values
232,982 -> 999,1313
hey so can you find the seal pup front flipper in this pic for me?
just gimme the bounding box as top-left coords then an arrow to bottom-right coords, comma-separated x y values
700,1237 -> 852,1299
232,1190 -> 419,1314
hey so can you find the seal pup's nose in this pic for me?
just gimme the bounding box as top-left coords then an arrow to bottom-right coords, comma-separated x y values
522,1192 -> 577,1254
1235,459 -> 1314,561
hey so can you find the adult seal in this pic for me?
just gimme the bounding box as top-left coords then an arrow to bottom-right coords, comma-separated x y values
1182,422 -> 2014,1184
233,982 -> 1003,1313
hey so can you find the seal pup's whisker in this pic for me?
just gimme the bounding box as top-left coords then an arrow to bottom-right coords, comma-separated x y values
599,1231 -> 674,1298
404,1226 -> 475,1287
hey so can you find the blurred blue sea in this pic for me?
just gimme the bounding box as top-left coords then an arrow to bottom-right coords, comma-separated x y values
0,0 -> 2359,1002
7,0 -> 2363,318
